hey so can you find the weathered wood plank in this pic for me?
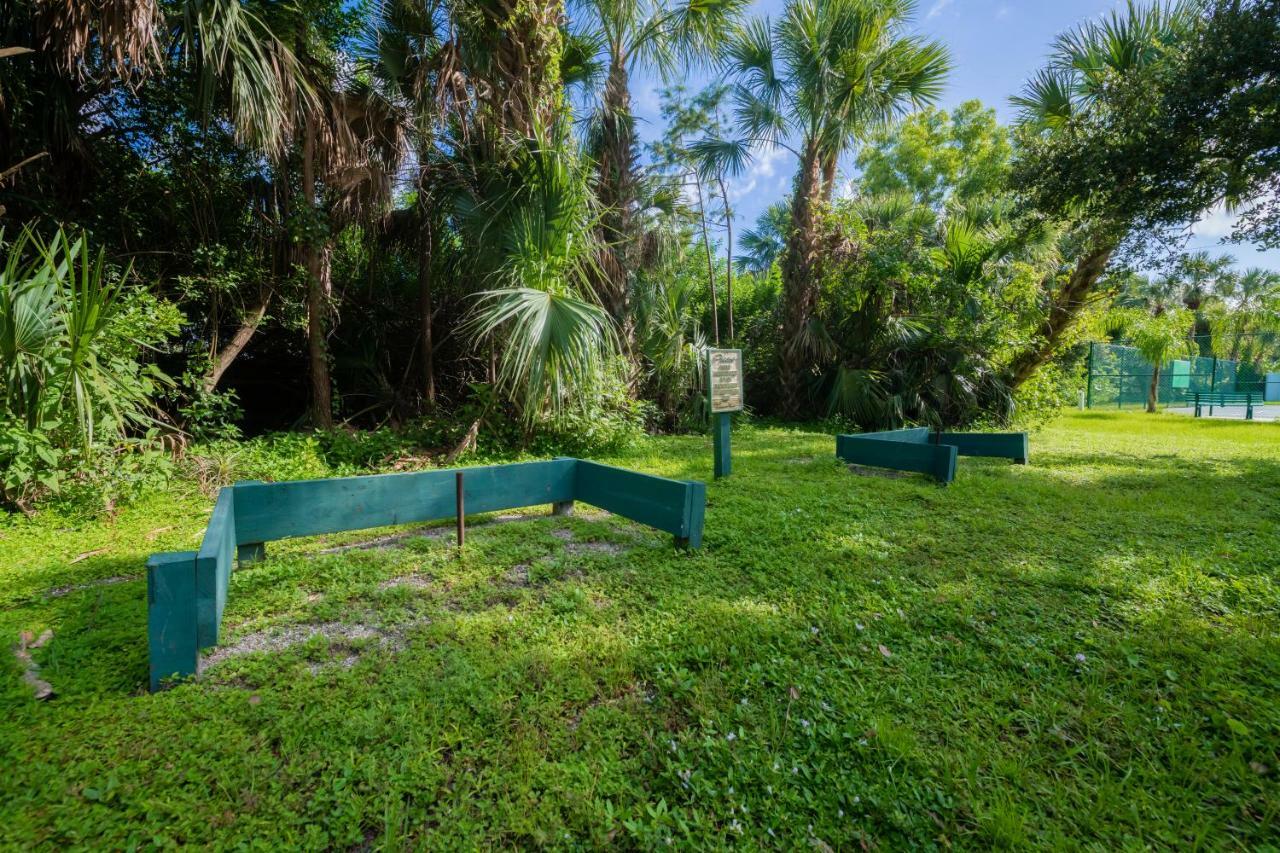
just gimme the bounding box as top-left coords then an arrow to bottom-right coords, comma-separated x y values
147,458 -> 707,692
573,460 -> 694,535
856,427 -> 932,444
679,480 -> 707,548
146,551 -> 198,691
936,432 -> 1029,463
232,459 -> 576,544
195,488 -> 236,648
837,433 -> 957,483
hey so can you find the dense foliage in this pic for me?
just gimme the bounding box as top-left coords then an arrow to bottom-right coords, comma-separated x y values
1,0 -> 1277,511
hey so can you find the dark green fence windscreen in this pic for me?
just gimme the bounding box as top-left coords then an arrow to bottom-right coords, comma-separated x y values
1085,342 -> 1245,409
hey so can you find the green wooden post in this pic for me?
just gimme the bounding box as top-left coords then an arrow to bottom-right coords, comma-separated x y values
147,551 -> 199,691
713,412 -> 731,479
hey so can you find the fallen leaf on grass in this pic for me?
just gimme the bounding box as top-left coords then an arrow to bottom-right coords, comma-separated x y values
69,548 -> 108,564
878,644 -> 892,658
145,526 -> 175,541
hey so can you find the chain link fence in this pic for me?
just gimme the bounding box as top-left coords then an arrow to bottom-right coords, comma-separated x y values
1083,341 -> 1267,410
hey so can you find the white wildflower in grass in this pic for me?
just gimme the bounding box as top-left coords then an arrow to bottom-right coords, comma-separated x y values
741,697 -> 749,706
855,622 -> 866,631
810,626 -> 820,635
800,718 -> 811,730
858,738 -> 868,746
1075,653 -> 1087,663
726,731 -> 737,741
729,819 -> 744,834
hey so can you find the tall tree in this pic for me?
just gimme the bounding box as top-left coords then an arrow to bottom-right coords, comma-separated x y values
574,0 -> 747,350
1004,0 -> 1205,389
855,100 -> 1011,209
723,0 -> 949,414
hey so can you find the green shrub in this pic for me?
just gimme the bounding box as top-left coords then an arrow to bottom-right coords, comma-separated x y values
0,227 -> 181,511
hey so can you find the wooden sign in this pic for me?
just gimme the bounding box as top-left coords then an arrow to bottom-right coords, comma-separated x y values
708,349 -> 744,414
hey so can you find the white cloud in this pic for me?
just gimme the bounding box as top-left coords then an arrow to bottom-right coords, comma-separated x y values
926,0 -> 954,20
1193,202 -> 1242,240
727,143 -> 790,203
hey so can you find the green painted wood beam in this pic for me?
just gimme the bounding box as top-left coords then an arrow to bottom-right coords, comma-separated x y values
837,433 -> 957,484
232,459 -> 576,545
935,432 -> 1029,464
146,551 -> 199,691
145,459 -> 707,691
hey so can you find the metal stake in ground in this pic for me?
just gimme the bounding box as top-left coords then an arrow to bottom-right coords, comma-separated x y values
455,471 -> 465,554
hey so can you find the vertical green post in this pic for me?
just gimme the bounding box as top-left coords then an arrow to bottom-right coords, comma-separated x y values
713,412 -> 731,479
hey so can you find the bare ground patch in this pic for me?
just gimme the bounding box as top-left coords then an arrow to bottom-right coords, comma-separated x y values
198,619 -> 427,675
46,575 -> 137,598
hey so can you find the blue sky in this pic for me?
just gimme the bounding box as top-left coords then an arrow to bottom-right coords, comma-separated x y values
625,0 -> 1280,272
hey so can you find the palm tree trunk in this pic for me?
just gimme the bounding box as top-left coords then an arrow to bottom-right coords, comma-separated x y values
820,152 -> 839,201
1147,363 -> 1161,413
778,142 -> 825,415
202,289 -> 271,394
695,176 -> 720,346
717,174 -> 734,343
418,215 -> 436,405
595,55 -> 637,355
1006,241 -> 1116,390
301,117 -> 333,428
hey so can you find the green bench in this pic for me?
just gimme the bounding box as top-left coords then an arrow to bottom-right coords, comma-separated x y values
147,458 -> 706,691
835,428 -> 1029,485
1190,391 -> 1258,420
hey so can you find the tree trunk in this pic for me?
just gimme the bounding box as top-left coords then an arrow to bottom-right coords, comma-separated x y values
418,215 -> 436,405
778,143 -> 825,416
202,289 -> 271,394
1006,241 -> 1116,390
718,174 -> 734,343
595,55 -> 637,356
1147,363 -> 1161,413
820,152 -> 839,202
695,176 -> 720,346
301,117 -> 333,428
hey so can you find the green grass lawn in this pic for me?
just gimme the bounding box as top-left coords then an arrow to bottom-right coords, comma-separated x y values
2,411 -> 1278,848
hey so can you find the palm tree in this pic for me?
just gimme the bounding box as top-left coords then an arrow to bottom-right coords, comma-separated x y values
4,0 -> 319,399
1005,0 -> 1199,389
296,82 -> 408,427
460,120 -> 617,422
1114,274 -> 1195,411
573,0 -> 748,347
736,202 -> 791,275
1207,267 -> 1280,365
3,0 -> 313,180
722,0 -> 949,414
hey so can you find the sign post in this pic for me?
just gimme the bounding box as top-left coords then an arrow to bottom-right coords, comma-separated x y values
707,349 -> 743,479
